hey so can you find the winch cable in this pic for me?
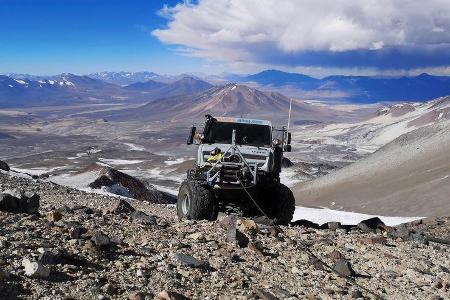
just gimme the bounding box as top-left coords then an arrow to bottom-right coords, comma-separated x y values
238,180 -> 384,300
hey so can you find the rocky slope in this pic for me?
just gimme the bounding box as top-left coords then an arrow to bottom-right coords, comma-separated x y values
1,172 -> 450,299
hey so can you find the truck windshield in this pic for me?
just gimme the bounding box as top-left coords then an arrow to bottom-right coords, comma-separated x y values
204,122 -> 271,147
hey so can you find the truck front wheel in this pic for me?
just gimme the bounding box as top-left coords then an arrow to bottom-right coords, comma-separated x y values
177,179 -> 218,221
250,183 -> 295,225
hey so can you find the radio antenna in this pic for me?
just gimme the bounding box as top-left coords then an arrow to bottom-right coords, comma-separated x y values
287,98 -> 292,131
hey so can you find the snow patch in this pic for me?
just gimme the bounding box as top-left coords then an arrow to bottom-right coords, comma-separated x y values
98,158 -> 144,165
123,143 -> 146,151
292,206 -> 422,226
164,157 -> 186,166
14,79 -> 27,85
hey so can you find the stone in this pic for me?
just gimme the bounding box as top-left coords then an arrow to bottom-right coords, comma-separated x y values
38,249 -> 63,265
227,228 -> 249,248
0,191 -> 39,214
23,259 -> 50,278
254,288 -> 280,300
111,199 -> 135,214
0,160 -> 10,172
129,291 -> 147,300
48,210 -> 63,222
333,259 -> 356,277
357,217 -> 385,232
174,253 -> 208,269
131,211 -> 157,225
156,290 -> 189,300
91,232 -> 111,247
359,236 -> 387,245
309,256 -> 324,269
102,283 -> 117,295
239,219 -> 259,234
68,226 -> 85,239
187,232 -> 205,241
217,215 -> 239,229
351,290 -> 363,298
327,222 -> 342,230
0,268 -> 10,280
327,250 -> 345,261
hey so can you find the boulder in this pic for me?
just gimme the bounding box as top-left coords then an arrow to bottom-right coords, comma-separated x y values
227,228 -> 249,248
357,217 -> 385,232
359,236 -> 388,245
0,160 -> 10,172
0,191 -> 39,214
327,222 -> 342,230
91,232 -> 111,247
156,290 -> 189,300
22,259 -> 50,278
47,210 -> 63,222
110,199 -> 136,214
239,219 -> 259,234
86,165 -> 173,203
333,259 -> 356,277
131,211 -> 157,225
174,253 -> 209,269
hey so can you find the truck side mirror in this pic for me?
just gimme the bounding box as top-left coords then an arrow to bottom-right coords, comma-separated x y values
283,144 -> 292,152
187,126 -> 196,145
287,132 -> 292,145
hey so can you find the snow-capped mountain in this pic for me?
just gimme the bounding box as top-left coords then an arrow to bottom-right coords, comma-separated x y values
88,71 -> 161,86
0,74 -> 123,107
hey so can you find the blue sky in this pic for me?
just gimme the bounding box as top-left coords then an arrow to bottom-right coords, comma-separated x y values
2,0 -> 450,77
0,0 -> 205,75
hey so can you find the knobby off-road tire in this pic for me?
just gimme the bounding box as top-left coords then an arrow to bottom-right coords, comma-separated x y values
251,183 -> 295,225
177,179 -> 218,221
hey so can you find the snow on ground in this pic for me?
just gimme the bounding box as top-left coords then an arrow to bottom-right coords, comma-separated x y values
123,143 -> 146,151
11,167 -> 61,176
292,206 -> 422,226
164,157 -> 187,166
98,158 -> 144,165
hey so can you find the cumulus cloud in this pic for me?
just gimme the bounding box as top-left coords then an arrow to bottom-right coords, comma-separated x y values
153,0 -> 450,71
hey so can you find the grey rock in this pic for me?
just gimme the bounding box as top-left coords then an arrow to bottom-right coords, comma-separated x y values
111,199 -> 135,214
174,253 -> 208,269
0,160 -> 10,172
156,290 -> 189,300
131,211 -> 157,225
327,222 -> 342,230
0,191 -> 39,214
254,288 -> 280,300
91,232 -> 111,247
227,228 -> 249,248
333,259 -> 356,277
23,259 -> 50,278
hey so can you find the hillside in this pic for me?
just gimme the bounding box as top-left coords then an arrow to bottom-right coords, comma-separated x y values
293,119 -> 450,217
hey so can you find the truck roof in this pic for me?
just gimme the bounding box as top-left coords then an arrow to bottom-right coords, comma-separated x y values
214,116 -> 272,126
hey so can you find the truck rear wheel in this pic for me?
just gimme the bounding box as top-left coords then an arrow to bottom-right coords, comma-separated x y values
177,179 -> 218,221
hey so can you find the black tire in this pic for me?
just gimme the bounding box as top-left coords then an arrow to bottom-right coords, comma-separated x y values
177,179 -> 218,221
250,183 -> 295,225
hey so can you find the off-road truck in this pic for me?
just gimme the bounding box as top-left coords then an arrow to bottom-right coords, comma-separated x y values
177,115 -> 295,225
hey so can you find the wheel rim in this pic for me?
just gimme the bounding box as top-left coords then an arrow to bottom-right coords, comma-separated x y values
181,193 -> 190,215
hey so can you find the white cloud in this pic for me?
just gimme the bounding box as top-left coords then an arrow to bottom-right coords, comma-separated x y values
153,0 -> 450,71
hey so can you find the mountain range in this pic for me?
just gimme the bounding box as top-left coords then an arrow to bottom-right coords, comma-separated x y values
4,69 -> 450,108
244,70 -> 450,103
0,74 -> 213,108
